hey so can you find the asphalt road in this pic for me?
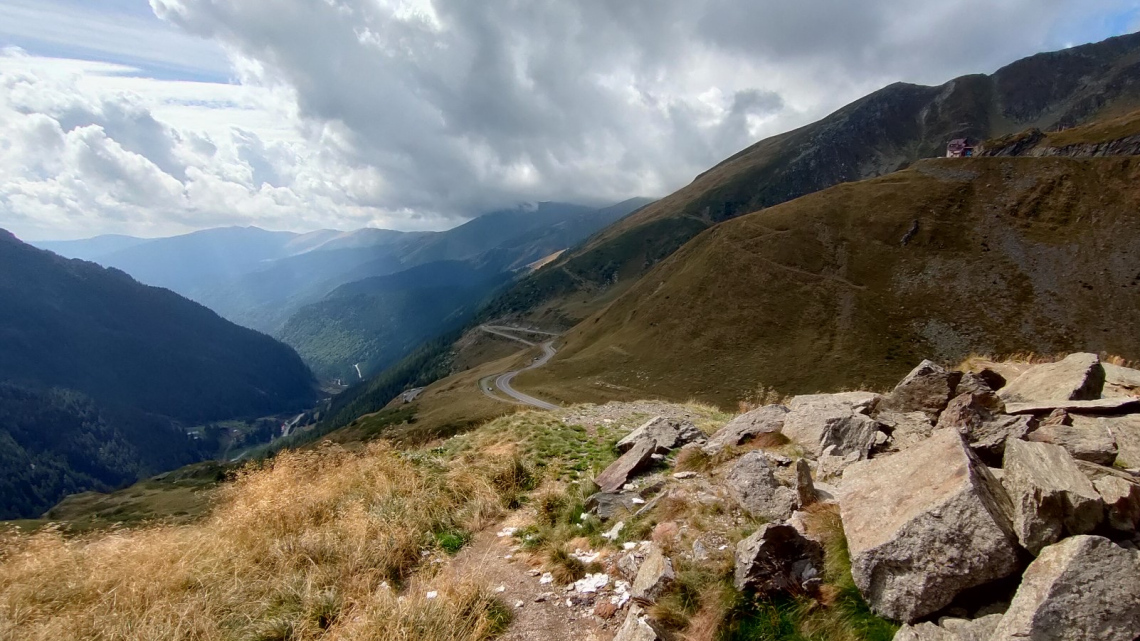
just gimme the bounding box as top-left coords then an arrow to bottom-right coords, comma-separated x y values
477,325 -> 560,410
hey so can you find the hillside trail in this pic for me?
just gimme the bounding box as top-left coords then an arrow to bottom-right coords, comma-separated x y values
438,511 -> 614,641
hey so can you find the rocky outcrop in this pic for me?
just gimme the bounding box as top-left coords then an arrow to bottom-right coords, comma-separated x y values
597,439 -> 657,492
616,416 -> 705,454
880,360 -> 961,420
998,353 -> 1105,403
892,614 -> 1002,641
1073,414 -> 1140,468
990,536 -> 1140,641
782,392 -> 881,457
703,404 -> 787,454
1025,422 -> 1118,466
839,429 -> 1020,622
725,452 -> 798,521
733,523 -> 823,594
1001,439 -> 1103,555
935,390 -> 1029,462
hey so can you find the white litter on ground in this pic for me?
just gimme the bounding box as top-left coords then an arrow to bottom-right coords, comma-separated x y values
572,573 -> 610,594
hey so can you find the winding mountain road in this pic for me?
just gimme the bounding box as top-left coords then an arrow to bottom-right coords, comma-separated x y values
478,325 -> 560,411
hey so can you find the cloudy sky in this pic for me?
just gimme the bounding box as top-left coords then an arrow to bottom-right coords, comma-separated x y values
1,0 -> 1138,240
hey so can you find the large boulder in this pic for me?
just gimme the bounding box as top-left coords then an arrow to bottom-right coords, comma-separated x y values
725,451 -> 798,521
733,523 -> 823,594
702,405 -> 787,454
1002,439 -> 1103,555
881,360 -> 961,420
1073,414 -> 1140,468
839,429 -> 1020,623
1093,475 -> 1140,532
596,439 -> 656,493
876,410 -> 934,453
998,353 -> 1105,403
892,614 -> 1002,641
782,392 -> 881,457
1025,422 -> 1118,466
616,416 -> 705,454
585,491 -> 641,520
990,536 -> 1140,641
1102,362 -> 1140,398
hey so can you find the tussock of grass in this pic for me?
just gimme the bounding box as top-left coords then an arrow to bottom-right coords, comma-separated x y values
0,443 -> 518,640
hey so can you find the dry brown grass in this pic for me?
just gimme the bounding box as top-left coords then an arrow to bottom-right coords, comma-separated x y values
0,443 -> 518,641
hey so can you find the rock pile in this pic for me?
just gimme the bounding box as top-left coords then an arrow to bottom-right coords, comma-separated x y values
585,353 -> 1140,640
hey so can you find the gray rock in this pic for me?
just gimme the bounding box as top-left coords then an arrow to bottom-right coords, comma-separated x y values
596,439 -> 656,493
1025,422 -> 1118,466
892,614 -> 1002,641
876,410 -> 935,452
1093,475 -> 1140,532
998,353 -> 1105,403
1073,414 -> 1140,468
725,451 -> 798,521
702,404 -> 788,454
794,458 -> 816,507
630,543 -> 674,600
733,523 -> 823,594
1005,397 -> 1140,415
839,429 -> 1020,623
816,445 -> 862,480
585,492 -> 640,520
783,392 -> 882,457
1102,362 -> 1140,399
1002,439 -> 1103,555
1041,408 -> 1071,426
882,359 -> 962,420
616,416 -> 705,454
954,371 -> 997,397
613,604 -> 662,641
990,536 -> 1140,641
936,391 -> 1027,461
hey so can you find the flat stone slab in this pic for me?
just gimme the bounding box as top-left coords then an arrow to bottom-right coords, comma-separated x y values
1002,439 -> 1103,555
703,404 -> 787,454
596,439 -> 656,493
782,392 -> 881,457
1005,397 -> 1140,415
998,353 -> 1105,403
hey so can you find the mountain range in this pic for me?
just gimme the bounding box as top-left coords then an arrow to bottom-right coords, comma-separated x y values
0,230 -> 316,518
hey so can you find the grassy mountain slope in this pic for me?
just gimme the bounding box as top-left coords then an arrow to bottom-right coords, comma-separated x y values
515,156 -> 1140,407
280,261 -> 512,380
482,32 -> 1140,330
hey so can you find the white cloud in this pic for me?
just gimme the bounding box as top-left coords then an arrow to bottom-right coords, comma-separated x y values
1,0 -> 1137,239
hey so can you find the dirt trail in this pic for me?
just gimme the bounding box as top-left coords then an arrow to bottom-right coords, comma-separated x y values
442,512 -> 614,641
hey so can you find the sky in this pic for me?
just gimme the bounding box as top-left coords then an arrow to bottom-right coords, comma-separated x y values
1,0 -> 1138,240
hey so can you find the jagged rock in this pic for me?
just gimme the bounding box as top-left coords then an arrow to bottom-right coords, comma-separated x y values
586,492 -> 640,520
614,604 -> 662,641
1005,397 -> 1140,415
782,392 -> 882,457
1025,422 -> 1118,466
725,451 -> 798,521
1041,408 -> 1071,426
815,445 -> 862,480
881,360 -> 961,419
1073,414 -> 1140,468
1102,362 -> 1140,398
936,391 -> 1028,462
1094,476 -> 1140,532
1002,439 -> 1103,555
975,367 -> 1008,391
839,429 -> 1020,623
794,458 -> 816,507
876,410 -> 935,452
954,371 -> 996,397
733,523 -> 824,594
630,543 -> 674,600
616,416 -> 705,454
702,404 -> 787,454
893,614 -> 1003,641
597,439 -> 656,493
990,536 -> 1140,641
998,353 -> 1105,403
